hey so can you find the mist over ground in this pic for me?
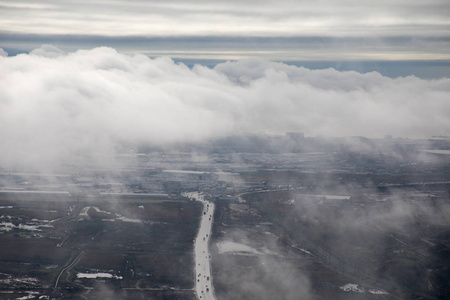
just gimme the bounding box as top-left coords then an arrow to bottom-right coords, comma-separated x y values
1,45 -> 449,170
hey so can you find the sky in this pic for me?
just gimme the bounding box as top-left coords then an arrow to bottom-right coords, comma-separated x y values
1,0 -> 450,71
1,1 -> 450,170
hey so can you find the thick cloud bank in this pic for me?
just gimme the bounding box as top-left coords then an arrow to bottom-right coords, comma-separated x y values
1,46 -> 449,169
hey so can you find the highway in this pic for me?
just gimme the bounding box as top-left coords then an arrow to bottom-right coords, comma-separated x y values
184,192 -> 216,300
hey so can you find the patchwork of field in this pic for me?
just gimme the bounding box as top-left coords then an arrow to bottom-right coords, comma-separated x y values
0,194 -> 201,299
210,188 -> 450,300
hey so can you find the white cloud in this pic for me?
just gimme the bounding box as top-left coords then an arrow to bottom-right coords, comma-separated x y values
30,44 -> 65,58
1,46 -> 449,170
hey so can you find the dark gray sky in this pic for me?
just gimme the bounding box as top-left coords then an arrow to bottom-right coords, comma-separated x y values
1,0 -> 450,65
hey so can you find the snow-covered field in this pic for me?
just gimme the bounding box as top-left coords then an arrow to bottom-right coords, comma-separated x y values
0,221 -> 52,232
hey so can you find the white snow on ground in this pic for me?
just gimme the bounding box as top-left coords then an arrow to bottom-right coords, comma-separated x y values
183,192 -> 216,300
79,206 -> 112,217
15,291 -> 39,300
299,248 -> 313,255
16,292 -> 39,300
79,206 -> 142,223
115,215 -> 142,223
76,272 -> 123,279
13,278 -> 38,285
216,241 -> 258,255
369,289 -> 389,295
339,284 -> 388,295
0,222 -> 15,231
340,283 -> 365,293
37,224 -> 53,228
17,224 -> 40,231
31,218 -> 44,222
216,241 -> 277,256
0,275 -> 38,285
0,222 -> 43,231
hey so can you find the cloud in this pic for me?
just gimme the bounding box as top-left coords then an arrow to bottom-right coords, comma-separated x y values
1,0 -> 449,37
214,228 -> 313,300
1,46 -> 449,170
30,44 -> 65,58
2,1 -> 449,63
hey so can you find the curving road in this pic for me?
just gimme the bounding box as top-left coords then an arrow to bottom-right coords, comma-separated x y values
184,192 -> 216,300
54,250 -> 84,290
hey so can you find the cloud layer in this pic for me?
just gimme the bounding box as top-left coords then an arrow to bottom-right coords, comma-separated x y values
1,46 -> 450,169
2,0 -> 449,62
1,0 -> 449,37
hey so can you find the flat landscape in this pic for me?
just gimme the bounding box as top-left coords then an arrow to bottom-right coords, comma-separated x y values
0,193 -> 201,299
1,136 -> 450,299
210,186 -> 450,300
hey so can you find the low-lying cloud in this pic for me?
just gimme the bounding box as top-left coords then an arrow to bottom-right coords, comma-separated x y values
1,45 -> 449,170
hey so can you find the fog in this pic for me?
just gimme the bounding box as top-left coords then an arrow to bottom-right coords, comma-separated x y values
1,45 -> 450,171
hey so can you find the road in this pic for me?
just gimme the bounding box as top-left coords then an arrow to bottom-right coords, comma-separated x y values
54,250 -> 84,290
184,192 -> 216,300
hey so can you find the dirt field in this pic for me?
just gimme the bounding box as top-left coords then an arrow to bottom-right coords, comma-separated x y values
0,194 -> 201,299
213,187 -> 450,300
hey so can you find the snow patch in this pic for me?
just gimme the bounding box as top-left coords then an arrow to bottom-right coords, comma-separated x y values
217,241 -> 258,254
116,215 -> 142,223
369,289 -> 389,295
299,248 -> 313,255
0,222 -> 15,231
16,291 -> 39,300
76,272 -> 123,279
340,283 -> 365,293
17,224 -> 40,231
0,222 -> 43,232
79,206 -> 112,217
79,206 -> 141,223
0,275 -> 38,286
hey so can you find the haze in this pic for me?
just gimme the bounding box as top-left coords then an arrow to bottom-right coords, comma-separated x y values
1,45 -> 450,170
